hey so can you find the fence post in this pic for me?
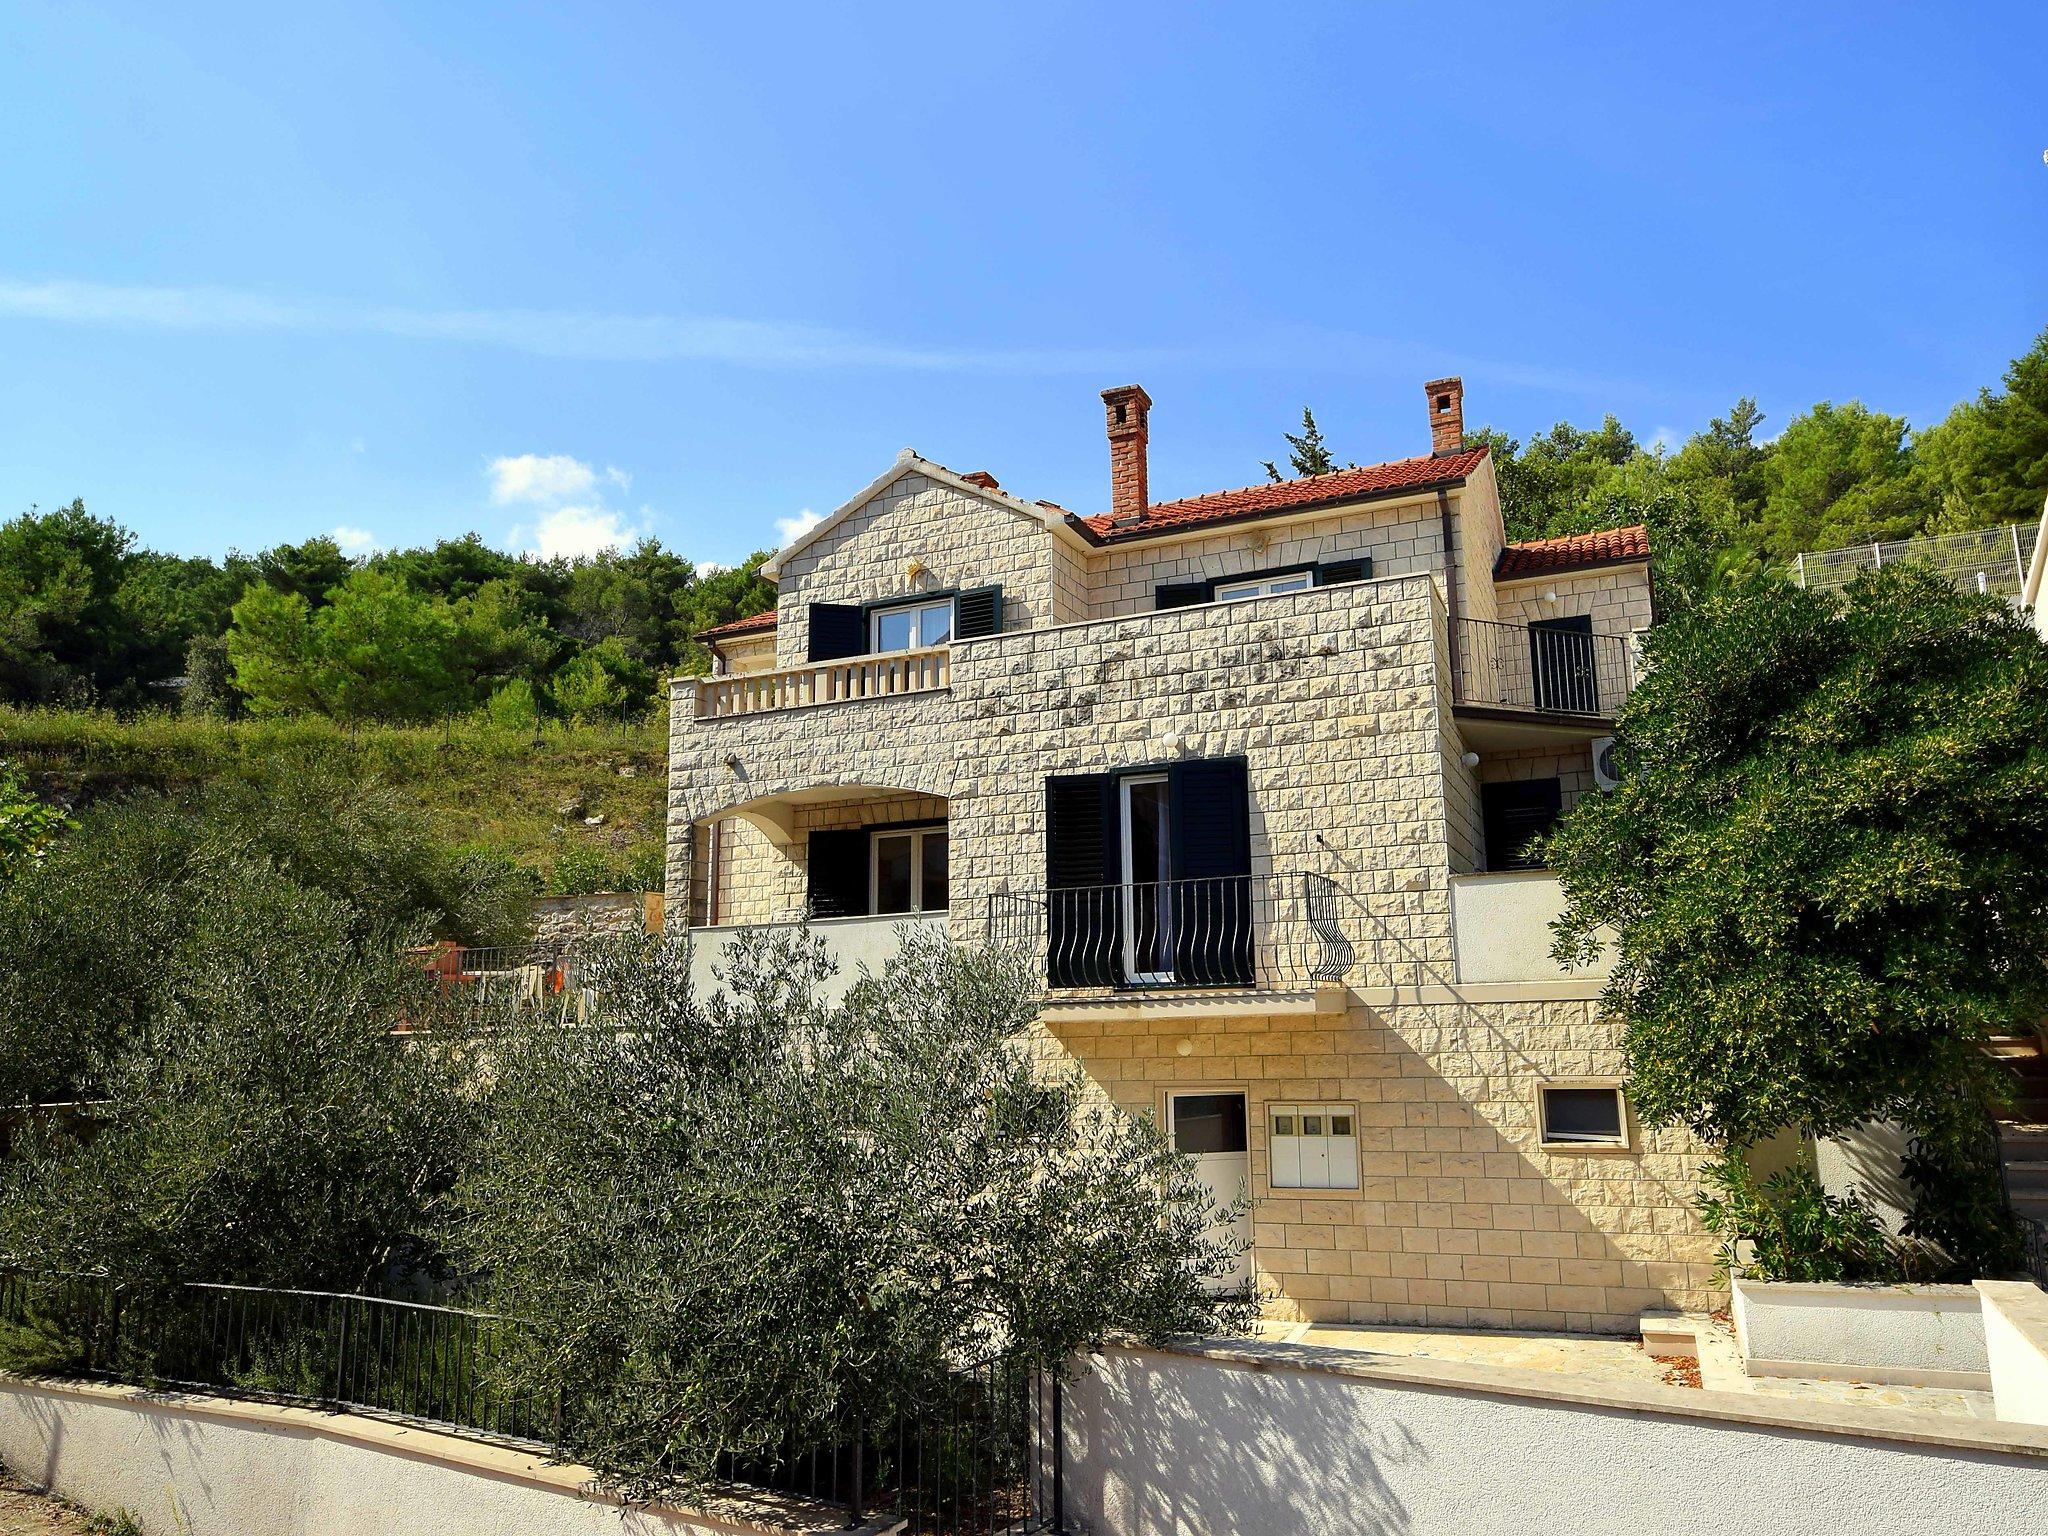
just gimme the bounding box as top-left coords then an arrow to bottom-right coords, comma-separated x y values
1051,1374 -> 1064,1533
332,1295 -> 350,1404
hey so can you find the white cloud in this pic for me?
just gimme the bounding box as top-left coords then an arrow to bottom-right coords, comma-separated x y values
0,275 -> 1644,396
604,466 -> 632,491
488,452 -> 598,505
515,504 -> 649,560
1647,425 -> 1683,455
775,507 -> 824,545
331,524 -> 379,555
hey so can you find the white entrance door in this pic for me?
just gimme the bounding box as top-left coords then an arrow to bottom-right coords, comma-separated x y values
1167,1090 -> 1254,1291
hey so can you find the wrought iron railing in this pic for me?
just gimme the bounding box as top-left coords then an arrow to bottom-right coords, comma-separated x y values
0,1271 -> 1066,1532
1453,617 -> 1639,717
986,873 -> 1351,992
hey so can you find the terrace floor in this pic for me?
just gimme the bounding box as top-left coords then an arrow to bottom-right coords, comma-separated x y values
1261,1316 -> 1998,1420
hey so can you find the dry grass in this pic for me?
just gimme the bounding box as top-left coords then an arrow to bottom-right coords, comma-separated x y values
0,706 -> 670,894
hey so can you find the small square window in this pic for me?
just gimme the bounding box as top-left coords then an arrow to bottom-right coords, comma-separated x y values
1539,1085 -> 1628,1148
1268,1102 -> 1359,1190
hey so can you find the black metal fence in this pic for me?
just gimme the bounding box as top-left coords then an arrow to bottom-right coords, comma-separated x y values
2022,1214 -> 2048,1291
0,1271 -> 1065,1532
1454,617 -> 1638,717
987,872 -> 1351,991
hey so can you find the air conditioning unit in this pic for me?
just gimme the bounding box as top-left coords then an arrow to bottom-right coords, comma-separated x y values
1591,736 -> 1623,792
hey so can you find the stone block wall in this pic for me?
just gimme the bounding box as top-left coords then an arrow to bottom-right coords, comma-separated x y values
1496,565 -> 1654,634
1059,998 -> 1716,1331
1080,494 -> 1450,622
772,471 -> 1056,666
666,570 -> 1716,1330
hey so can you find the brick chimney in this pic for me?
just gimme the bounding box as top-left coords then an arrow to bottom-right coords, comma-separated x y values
1425,377 -> 1465,456
1101,384 -> 1152,524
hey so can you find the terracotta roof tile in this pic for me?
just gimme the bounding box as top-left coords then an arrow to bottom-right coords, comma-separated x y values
695,609 -> 778,641
1495,525 -> 1651,578
1079,447 -> 1490,542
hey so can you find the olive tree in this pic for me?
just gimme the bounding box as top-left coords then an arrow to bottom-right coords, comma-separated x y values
454,928 -> 1249,1500
1549,565 -> 2048,1276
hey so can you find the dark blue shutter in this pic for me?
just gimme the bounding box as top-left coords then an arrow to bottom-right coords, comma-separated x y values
1168,757 -> 1253,986
807,603 -> 865,662
955,585 -> 1004,639
805,828 -> 869,918
1317,557 -> 1372,585
1155,582 -> 1209,610
1045,773 -> 1118,987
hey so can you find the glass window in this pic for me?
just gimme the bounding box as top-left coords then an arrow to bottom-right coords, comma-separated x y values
1268,1102 -> 1360,1190
870,826 -> 947,915
1215,572 -> 1315,602
870,599 -> 954,653
1171,1093 -> 1248,1155
920,832 -> 948,912
1539,1085 -> 1628,1146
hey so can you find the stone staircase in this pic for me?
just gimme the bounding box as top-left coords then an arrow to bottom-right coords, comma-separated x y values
1989,1033 -> 2048,1251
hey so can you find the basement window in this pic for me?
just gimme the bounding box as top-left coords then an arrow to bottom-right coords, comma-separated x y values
1537,1084 -> 1629,1149
1268,1104 -> 1360,1190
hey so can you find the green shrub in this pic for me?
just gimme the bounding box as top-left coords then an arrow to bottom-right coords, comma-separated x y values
1698,1155 -> 1900,1283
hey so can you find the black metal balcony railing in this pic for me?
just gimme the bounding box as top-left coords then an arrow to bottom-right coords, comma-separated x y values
987,873 -> 1351,992
1454,617 -> 1638,717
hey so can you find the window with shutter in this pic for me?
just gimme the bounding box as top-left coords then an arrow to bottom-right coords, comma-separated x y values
1167,757 -> 1254,986
955,585 -> 1004,639
1045,773 -> 1118,986
1481,778 -> 1563,871
807,603 -> 865,662
805,828 -> 870,918
1317,557 -> 1372,585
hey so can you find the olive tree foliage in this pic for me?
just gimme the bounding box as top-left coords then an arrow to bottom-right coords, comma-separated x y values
455,928 -> 1250,1500
1549,566 -> 2048,1274
0,771 -> 528,1107
0,876 -> 484,1298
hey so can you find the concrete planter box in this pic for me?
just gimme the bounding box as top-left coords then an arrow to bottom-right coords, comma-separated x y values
1732,1274 -> 1990,1389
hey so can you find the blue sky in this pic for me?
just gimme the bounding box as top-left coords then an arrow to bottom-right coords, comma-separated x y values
3,1 -> 2044,565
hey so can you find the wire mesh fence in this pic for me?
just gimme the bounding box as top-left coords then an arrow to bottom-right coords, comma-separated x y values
1792,522 -> 2040,599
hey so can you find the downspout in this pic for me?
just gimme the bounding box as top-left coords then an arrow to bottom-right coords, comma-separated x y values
1436,488 -> 1462,691
705,820 -> 722,927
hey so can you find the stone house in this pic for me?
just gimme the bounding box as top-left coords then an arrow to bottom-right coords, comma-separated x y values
666,378 -> 1717,1333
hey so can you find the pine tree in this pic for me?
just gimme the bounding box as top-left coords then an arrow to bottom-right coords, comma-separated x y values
1263,408 -> 1341,481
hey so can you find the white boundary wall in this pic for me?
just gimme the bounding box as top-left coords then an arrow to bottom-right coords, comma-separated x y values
0,1377 -> 845,1536
1060,1341 -> 2048,1536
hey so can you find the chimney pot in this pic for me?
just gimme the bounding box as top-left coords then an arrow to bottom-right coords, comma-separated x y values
1101,384 -> 1153,525
1425,377 -> 1465,456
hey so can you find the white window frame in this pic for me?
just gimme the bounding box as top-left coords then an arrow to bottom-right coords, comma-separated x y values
868,597 -> 955,653
1213,571 -> 1315,603
1536,1080 -> 1632,1151
1118,773 -> 1173,984
869,826 -> 947,915
1267,1102 -> 1360,1190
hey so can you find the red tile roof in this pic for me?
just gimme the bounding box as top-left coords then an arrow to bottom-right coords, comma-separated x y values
1495,525 -> 1651,578
1078,447 -> 1491,542
695,609 -> 778,641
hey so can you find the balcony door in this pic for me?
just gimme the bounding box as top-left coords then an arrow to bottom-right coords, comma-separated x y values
1120,774 -> 1174,983
1044,758 -> 1254,990
1529,615 -> 1598,714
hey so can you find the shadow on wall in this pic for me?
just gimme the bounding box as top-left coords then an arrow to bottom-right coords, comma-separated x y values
1062,1355 -> 1427,1536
